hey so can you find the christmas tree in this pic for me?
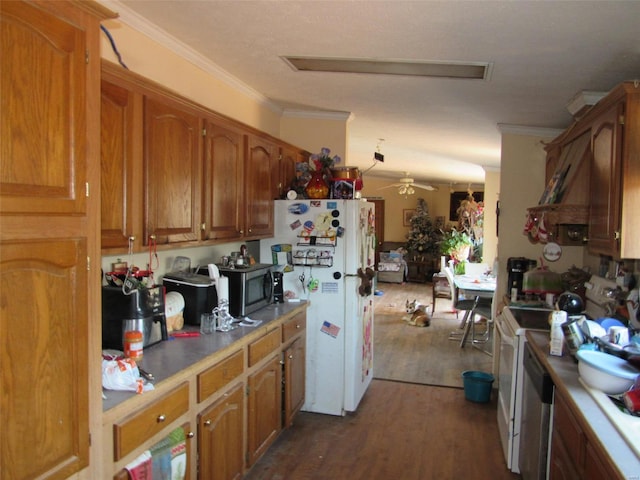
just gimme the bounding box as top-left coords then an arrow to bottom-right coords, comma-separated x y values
405,198 -> 441,258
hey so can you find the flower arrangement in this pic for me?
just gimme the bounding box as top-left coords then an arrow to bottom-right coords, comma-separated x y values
310,147 -> 341,171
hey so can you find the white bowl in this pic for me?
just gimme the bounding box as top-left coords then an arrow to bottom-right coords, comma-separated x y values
576,350 -> 640,395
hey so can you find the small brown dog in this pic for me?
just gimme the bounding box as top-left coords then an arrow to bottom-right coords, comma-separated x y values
403,299 -> 431,327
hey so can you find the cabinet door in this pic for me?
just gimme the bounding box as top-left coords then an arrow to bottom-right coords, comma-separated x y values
245,135 -> 275,238
144,97 -> 202,245
247,355 -> 282,467
283,336 -> 306,428
588,101 -> 624,256
277,145 -> 301,200
203,119 -> 245,241
198,383 -> 244,480
101,79 -> 143,251
1,1 -> 87,215
1,239 -> 90,479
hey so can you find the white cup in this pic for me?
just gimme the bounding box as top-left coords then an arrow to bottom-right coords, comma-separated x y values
608,326 -> 629,346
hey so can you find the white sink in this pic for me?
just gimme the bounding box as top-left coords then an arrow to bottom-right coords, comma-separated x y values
579,378 -> 640,458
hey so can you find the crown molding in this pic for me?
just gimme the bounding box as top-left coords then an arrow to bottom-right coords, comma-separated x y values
497,123 -> 563,138
101,0 -> 282,114
282,109 -> 353,122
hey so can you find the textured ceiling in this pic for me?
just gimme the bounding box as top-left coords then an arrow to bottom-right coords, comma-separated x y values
110,0 -> 640,186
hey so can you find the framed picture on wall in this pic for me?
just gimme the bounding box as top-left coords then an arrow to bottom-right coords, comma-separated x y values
403,209 -> 415,226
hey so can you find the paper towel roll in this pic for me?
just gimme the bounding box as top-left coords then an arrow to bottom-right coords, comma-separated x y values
207,263 -> 220,279
216,275 -> 229,306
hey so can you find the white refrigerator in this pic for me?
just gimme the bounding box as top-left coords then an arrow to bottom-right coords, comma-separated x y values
260,199 -> 376,416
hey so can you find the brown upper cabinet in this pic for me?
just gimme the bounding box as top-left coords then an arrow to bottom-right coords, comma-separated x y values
100,61 -> 306,252
203,118 -> 245,241
530,82 -> 640,258
144,95 -> 203,246
587,85 -> 640,259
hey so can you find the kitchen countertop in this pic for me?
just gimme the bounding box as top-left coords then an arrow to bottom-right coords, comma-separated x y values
526,330 -> 640,478
102,301 -> 308,412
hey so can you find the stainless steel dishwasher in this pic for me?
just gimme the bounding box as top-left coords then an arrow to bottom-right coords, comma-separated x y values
518,342 -> 554,480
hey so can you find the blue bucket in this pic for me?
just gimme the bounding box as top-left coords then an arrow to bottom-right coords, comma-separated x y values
462,370 -> 494,403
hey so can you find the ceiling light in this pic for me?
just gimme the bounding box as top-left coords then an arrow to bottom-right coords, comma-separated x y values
282,56 -> 492,80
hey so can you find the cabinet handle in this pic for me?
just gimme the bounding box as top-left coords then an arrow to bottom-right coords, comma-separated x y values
204,419 -> 211,426
239,229 -> 244,235
201,223 -> 206,231
614,231 -> 621,240
279,360 -> 285,365
187,431 -> 194,439
248,228 -> 252,233
157,414 -> 166,423
128,236 -> 136,242
296,324 -> 301,329
288,354 -> 293,359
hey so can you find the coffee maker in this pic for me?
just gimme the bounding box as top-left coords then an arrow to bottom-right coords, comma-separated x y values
102,286 -> 168,351
506,257 -> 537,299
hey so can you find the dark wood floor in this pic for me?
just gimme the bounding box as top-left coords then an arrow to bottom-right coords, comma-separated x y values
245,281 -> 519,480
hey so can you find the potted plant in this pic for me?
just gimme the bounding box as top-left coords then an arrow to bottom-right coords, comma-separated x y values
439,228 -> 473,274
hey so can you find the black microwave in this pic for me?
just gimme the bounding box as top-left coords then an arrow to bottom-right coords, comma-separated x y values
199,263 -> 273,317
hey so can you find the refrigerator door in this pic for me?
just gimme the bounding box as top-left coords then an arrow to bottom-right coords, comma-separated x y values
343,274 -> 374,412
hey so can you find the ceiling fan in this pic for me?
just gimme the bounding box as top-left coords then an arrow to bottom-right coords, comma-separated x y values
378,172 -> 438,195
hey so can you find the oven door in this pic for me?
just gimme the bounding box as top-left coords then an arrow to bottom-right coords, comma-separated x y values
495,312 -> 520,472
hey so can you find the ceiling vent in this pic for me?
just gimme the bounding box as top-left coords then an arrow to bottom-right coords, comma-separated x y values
282,56 -> 492,80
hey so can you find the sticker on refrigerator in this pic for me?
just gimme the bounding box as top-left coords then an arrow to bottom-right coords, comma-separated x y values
289,219 -> 302,230
320,321 -> 340,338
288,203 -> 309,214
321,282 -> 339,294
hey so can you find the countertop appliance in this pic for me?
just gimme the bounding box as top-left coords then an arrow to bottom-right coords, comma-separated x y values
507,257 -> 537,299
260,199 -> 376,416
214,263 -> 273,317
496,273 -> 620,474
102,285 -> 168,350
162,273 -> 217,325
519,342 -> 554,480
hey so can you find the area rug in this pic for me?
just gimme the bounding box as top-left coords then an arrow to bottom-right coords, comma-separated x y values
373,306 -> 493,388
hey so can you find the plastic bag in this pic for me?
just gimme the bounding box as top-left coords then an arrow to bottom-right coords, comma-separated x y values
102,357 -> 154,394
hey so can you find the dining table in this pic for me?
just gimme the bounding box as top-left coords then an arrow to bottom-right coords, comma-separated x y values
452,273 -> 497,350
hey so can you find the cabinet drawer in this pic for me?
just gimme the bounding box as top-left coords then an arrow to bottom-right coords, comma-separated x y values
113,382 -> 189,460
197,349 -> 244,403
282,313 -> 306,343
248,328 -> 281,367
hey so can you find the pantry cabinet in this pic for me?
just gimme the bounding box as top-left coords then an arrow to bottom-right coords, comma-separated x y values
0,2 -> 113,479
144,96 -> 203,245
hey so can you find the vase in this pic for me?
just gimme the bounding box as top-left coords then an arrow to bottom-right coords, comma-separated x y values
305,170 -> 329,199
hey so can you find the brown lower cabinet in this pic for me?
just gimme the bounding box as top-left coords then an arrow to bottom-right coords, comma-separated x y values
104,307 -> 307,479
549,388 -> 622,480
198,383 -> 245,480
